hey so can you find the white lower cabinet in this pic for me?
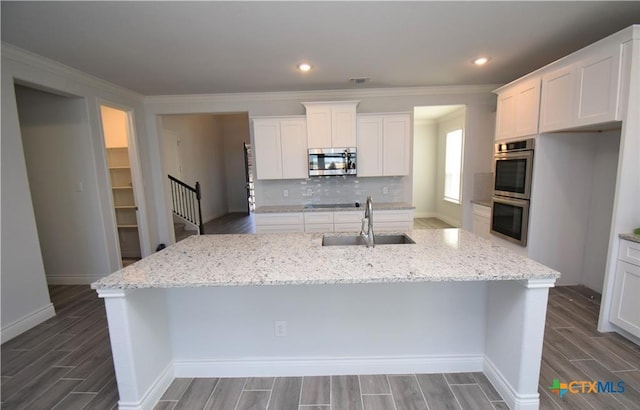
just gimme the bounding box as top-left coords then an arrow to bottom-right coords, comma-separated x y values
609,239 -> 640,338
374,210 -> 414,232
472,204 -> 491,240
255,213 -> 304,234
304,212 -> 334,233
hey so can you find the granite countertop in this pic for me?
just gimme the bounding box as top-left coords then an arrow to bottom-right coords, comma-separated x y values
255,202 -> 414,213
92,229 -> 559,289
471,199 -> 492,208
620,232 -> 640,244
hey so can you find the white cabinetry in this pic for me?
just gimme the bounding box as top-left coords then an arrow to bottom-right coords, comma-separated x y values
304,212 -> 334,233
253,117 -> 307,180
540,43 -> 622,132
302,101 -> 358,148
357,113 -> 411,176
334,211 -> 364,232
255,213 -> 304,234
609,239 -> 640,338
495,77 -> 541,141
375,209 -> 414,232
472,204 -> 491,240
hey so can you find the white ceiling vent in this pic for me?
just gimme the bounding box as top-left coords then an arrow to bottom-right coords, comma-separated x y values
349,77 -> 371,85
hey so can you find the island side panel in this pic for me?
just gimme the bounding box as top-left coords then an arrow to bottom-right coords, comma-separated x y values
484,279 -> 554,410
167,282 -> 488,377
97,288 -> 173,410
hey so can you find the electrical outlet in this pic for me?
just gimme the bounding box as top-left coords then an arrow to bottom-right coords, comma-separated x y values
383,186 -> 389,195
283,189 -> 289,197
274,321 -> 287,337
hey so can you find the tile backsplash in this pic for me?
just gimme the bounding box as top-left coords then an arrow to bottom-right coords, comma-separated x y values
255,176 -> 407,207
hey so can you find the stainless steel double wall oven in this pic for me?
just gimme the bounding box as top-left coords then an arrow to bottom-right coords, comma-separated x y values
491,139 -> 534,246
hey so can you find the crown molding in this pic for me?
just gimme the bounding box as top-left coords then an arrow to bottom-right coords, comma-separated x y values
1,42 -> 143,101
145,84 -> 501,106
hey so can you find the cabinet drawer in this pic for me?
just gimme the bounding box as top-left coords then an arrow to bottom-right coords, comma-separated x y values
375,210 -> 414,223
375,221 -> 413,232
472,204 -> 491,219
334,211 -> 363,223
255,212 -> 304,226
305,223 -> 334,233
619,239 -> 640,267
304,212 -> 334,224
334,222 -> 363,233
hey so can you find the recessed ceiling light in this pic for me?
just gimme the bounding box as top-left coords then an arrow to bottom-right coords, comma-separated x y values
473,56 -> 490,66
297,63 -> 312,72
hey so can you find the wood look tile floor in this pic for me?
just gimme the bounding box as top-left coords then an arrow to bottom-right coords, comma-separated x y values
3,280 -> 640,408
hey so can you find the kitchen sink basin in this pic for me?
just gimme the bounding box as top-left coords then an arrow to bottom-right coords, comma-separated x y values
322,234 -> 415,247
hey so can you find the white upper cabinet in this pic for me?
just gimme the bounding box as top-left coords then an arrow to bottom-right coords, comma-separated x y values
302,101 -> 358,148
357,113 -> 411,177
495,76 -> 541,141
539,42 -> 622,133
253,117 -> 307,180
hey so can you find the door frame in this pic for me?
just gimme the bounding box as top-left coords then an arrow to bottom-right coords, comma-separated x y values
97,99 -> 151,268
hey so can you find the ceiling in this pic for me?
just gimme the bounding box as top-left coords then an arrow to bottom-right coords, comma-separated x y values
2,2 -> 640,96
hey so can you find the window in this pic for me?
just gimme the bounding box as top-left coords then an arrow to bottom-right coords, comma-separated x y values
444,128 -> 463,203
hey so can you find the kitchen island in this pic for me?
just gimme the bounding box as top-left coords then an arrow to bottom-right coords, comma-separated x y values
92,229 -> 559,410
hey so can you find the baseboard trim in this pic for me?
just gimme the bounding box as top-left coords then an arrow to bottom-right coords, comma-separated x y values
47,275 -> 106,285
117,363 -> 174,410
1,303 -> 56,343
484,356 -> 540,410
174,354 -> 484,378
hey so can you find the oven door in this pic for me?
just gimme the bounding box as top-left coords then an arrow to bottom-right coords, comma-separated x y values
491,196 -> 530,246
494,150 -> 533,199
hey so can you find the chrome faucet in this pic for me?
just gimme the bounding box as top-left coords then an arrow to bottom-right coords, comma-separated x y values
360,196 -> 374,248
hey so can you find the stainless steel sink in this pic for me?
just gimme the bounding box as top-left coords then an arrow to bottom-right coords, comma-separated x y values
322,234 -> 415,247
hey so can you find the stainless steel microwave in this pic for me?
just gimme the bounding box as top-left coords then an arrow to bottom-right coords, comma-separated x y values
308,148 -> 356,176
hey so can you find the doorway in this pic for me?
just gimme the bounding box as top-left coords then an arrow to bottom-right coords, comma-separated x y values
99,105 -> 144,267
412,105 -> 466,227
15,84 -> 112,284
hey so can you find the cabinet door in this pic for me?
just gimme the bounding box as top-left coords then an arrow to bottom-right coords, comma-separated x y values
357,116 -> 383,176
305,105 -> 332,148
540,65 -> 575,133
280,119 -> 308,179
609,260 -> 640,338
495,90 -> 516,141
515,77 -> 541,137
332,104 -> 357,147
575,45 -> 622,126
383,115 -> 411,176
253,119 -> 282,180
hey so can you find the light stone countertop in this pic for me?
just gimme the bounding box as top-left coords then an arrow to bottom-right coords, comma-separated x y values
92,229 -> 559,289
255,202 -> 414,213
620,232 -> 640,244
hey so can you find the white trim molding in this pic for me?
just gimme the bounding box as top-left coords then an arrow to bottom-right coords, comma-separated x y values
117,363 -> 174,410
1,303 -> 56,343
174,354 -> 484,378
484,356 -> 540,410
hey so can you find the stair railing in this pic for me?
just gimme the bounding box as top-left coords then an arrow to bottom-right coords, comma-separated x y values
168,175 -> 204,234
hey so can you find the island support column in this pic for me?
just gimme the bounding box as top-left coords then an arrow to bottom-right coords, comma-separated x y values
97,288 -> 174,410
484,278 -> 555,410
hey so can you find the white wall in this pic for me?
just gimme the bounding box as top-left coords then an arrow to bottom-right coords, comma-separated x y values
101,105 -> 129,147
412,120 -> 438,217
436,108 -> 466,227
161,114 -> 228,223
1,45 -> 152,341
145,87 -> 497,242
16,85 -> 112,284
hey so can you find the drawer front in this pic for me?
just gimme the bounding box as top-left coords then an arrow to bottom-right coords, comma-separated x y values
619,239 -> 640,267
375,210 -> 414,223
255,212 -> 304,226
472,204 -> 491,219
334,222 -> 363,233
304,212 -> 334,224
334,211 -> 363,223
304,223 -> 334,233
375,221 -> 413,232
